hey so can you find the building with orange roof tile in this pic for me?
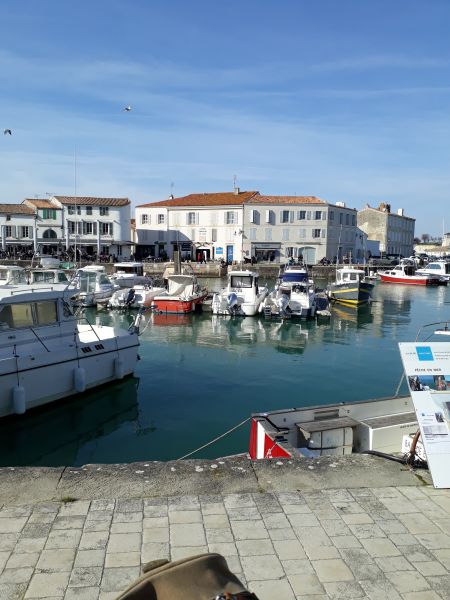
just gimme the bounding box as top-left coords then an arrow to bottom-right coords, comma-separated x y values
135,189 -> 361,264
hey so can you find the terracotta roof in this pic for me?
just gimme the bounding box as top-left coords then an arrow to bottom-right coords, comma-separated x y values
0,204 -> 35,215
247,195 -> 327,205
136,191 -> 259,208
53,196 -> 130,207
24,199 -> 59,209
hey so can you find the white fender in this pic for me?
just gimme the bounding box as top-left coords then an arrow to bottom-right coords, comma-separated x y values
13,385 -> 26,414
74,367 -> 86,392
114,357 -> 125,379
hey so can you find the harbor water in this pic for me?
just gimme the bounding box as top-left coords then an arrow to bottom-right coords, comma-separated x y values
1,279 -> 449,466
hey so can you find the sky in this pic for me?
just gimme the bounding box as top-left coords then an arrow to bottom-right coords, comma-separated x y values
1,0 -> 450,236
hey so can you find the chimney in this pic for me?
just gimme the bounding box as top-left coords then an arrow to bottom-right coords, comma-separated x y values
169,194 -> 174,199
397,208 -> 404,216
233,187 -> 240,195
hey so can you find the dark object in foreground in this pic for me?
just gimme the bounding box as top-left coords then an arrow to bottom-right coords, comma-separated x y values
116,553 -> 259,599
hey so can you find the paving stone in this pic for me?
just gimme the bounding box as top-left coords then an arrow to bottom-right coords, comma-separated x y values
388,533 -> 417,546
0,551 -> 11,572
230,520 -> 269,541
398,513 -> 441,534
385,570 -> 430,594
36,548 -> 76,572
322,581 -> 366,599
236,539 -> 274,556
413,560 -> 447,576
262,513 -> 291,529
277,492 -> 304,505
89,499 -> 115,512
252,493 -> 282,513
208,542 -> 238,556
272,539 -> 306,560
304,545 -> 341,561
143,527 -> 170,543
168,510 -> 202,524
333,502 -> 365,515
65,586 -> 100,600
0,517 -> 28,533
339,547 -> 376,565
107,532 -> 141,553
200,502 -> 226,516
401,592 -> 443,600
142,517 -> 168,529
21,523 -> 53,538
267,527 -> 296,541
416,533 -> 450,549
282,504 -> 312,514
360,537 -> 401,558
105,552 -> 140,568
294,526 -> 332,547
74,550 -> 106,568
431,547 -> 450,569
224,494 -> 256,510
287,573 -> 325,596
359,577 -> 402,600
170,546 -> 209,560
78,531 -> 109,551
111,512 -> 142,524
53,517 -> 86,531
312,558 -> 354,583
14,537 -> 47,554
227,507 -> 261,521
287,512 -> 320,527
0,566 -> 33,584
59,502 -> 91,517
397,544 -> 435,562
100,566 -> 140,593
27,511 -> 57,524
115,499 -> 142,513
83,519 -> 112,532
170,523 -> 206,547
426,574 -> 450,598
281,558 -> 315,575
320,519 -> 352,537
376,519 -> 408,535
348,523 -> 386,539
347,561 -> 383,582
435,518 -> 450,535
202,513 -> 229,529
25,572 -> 70,598
330,535 -> 362,549
140,542 -> 170,562
240,554 -> 284,580
168,495 -> 200,510
5,552 -> 39,572
374,556 -> 414,572
248,577 -> 296,600
69,567 -> 103,588
110,521 -> 141,534
0,583 -> 28,600
0,533 -> 19,551
143,505 -> 168,518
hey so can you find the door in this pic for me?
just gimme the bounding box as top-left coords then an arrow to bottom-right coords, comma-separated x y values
226,245 -> 234,263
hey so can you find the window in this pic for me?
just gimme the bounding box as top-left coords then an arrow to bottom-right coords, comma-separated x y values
187,212 -> 196,225
43,229 -> 57,239
249,209 -> 257,224
99,207 -> 109,216
100,222 -> 111,235
6,215 -> 11,221
83,222 -> 97,235
297,210 -> 306,220
68,205 -> 81,215
329,211 -> 334,221
158,214 -> 165,225
211,228 -> 217,242
312,229 -> 321,238
5,226 -> 12,237
315,211 -> 322,220
141,214 -> 148,225
265,228 -> 272,241
249,228 -> 256,240
339,213 -> 343,225
352,214 -> 356,226
265,210 -> 273,224
86,206 -> 92,215
42,209 -> 56,219
21,226 -> 30,238
35,301 -> 57,325
282,229 -> 289,241
225,211 -> 236,225
298,228 -> 306,239
346,214 -> 350,225
306,211 -> 312,220
281,210 -> 290,223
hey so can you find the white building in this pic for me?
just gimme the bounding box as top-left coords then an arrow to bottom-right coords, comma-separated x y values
135,191 -> 360,264
0,203 -> 36,254
23,196 -> 132,258
357,203 -> 415,257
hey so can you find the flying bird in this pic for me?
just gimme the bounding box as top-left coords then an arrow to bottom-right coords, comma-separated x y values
123,106 -> 132,112
3,129 -> 12,135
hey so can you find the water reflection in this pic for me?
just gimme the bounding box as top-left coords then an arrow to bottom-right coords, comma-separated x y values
0,377 -> 139,467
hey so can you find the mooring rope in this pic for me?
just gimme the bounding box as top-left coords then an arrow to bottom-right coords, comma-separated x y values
176,416 -> 252,461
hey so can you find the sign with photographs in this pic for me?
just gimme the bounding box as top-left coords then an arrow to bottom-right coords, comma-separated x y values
399,342 -> 450,488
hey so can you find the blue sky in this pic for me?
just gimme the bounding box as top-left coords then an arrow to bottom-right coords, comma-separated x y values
1,0 -> 450,235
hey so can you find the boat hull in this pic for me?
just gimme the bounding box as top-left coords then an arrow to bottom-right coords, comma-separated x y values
328,282 -> 373,305
0,329 -> 139,418
151,294 -> 207,314
379,274 -> 435,285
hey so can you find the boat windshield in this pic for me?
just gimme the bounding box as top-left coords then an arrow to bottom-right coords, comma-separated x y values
282,272 -> 308,283
99,274 -> 112,285
230,275 -> 253,288
0,299 -> 58,329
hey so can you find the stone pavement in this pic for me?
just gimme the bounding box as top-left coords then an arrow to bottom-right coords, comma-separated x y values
1,484 -> 450,600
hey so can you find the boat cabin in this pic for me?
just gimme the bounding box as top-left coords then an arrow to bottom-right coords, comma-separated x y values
0,290 -> 73,333
76,269 -> 113,292
228,271 -> 260,293
28,269 -> 70,285
113,262 -> 144,276
335,268 -> 365,284
0,266 -> 27,286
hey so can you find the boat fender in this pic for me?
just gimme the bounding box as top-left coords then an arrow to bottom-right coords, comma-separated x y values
12,385 -> 26,414
74,367 -> 86,393
114,357 -> 125,379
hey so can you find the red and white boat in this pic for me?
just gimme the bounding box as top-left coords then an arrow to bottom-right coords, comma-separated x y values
379,262 -> 441,285
151,271 -> 208,314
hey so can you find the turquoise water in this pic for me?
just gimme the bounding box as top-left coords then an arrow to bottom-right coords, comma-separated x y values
1,281 -> 449,466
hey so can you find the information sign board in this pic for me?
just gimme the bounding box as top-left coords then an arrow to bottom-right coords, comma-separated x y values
399,342 -> 450,488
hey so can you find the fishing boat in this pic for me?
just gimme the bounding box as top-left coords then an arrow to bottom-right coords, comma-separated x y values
111,262 -> 152,288
416,260 -> 450,284
151,269 -> 207,314
108,281 -> 166,309
262,264 -> 327,319
211,269 -> 268,316
379,261 -> 441,285
327,266 -> 374,305
0,285 -> 140,418
73,266 -> 118,307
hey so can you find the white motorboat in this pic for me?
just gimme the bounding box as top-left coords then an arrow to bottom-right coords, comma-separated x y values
262,264 -> 326,319
0,265 -> 27,286
111,262 -> 152,288
416,260 -> 450,283
73,266 -> 118,307
211,270 -> 268,316
0,286 -> 140,418
27,268 -> 72,287
108,281 -> 167,309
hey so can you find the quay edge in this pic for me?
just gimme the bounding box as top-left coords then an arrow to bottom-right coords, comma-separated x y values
0,455 -> 433,504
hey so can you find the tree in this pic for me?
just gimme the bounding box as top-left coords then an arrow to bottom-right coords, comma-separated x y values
421,233 -> 430,243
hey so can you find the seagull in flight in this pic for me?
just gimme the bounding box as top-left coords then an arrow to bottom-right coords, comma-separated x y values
123,106 -> 132,112
3,129 -> 12,135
